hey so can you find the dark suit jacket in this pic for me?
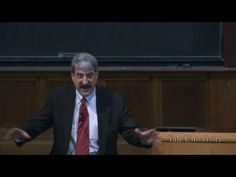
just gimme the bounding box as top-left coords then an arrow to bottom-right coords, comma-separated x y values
19,84 -> 150,154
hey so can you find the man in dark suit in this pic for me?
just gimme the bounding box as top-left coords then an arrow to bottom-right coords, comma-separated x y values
5,52 -> 160,155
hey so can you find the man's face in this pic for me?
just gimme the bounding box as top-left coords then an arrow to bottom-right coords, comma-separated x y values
71,63 -> 98,97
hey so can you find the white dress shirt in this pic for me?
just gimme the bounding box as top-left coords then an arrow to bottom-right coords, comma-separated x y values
68,88 -> 99,155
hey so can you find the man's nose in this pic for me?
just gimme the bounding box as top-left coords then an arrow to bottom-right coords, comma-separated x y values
81,76 -> 89,84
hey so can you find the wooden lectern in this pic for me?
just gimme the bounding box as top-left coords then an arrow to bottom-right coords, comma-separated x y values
152,132 -> 236,155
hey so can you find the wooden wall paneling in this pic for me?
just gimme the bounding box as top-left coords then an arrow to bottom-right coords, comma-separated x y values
36,74 -> 47,110
0,140 -> 52,155
2,69 -> 236,154
46,72 -> 71,93
161,73 -> 206,129
151,77 -> 162,127
0,78 -> 37,127
206,72 -> 220,131
218,72 -> 236,131
104,77 -> 153,128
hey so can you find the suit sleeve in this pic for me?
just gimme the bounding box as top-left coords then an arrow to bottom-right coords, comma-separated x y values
118,95 -> 151,148
18,91 -> 54,144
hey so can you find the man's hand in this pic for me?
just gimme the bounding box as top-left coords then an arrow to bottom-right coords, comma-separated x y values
134,128 -> 161,145
4,128 -> 31,141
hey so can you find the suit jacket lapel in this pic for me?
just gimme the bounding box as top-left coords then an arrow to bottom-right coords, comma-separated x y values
96,86 -> 110,154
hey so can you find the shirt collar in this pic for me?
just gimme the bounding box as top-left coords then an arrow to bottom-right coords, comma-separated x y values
76,87 -> 96,105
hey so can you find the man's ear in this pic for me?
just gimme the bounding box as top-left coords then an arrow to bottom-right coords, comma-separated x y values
71,72 -> 75,81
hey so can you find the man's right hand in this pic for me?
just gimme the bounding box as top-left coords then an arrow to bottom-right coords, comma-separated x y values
4,128 -> 31,141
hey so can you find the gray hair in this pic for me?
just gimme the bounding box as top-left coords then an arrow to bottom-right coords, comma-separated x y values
71,52 -> 98,73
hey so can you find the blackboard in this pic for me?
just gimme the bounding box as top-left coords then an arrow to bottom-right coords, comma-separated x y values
0,22 -> 224,66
